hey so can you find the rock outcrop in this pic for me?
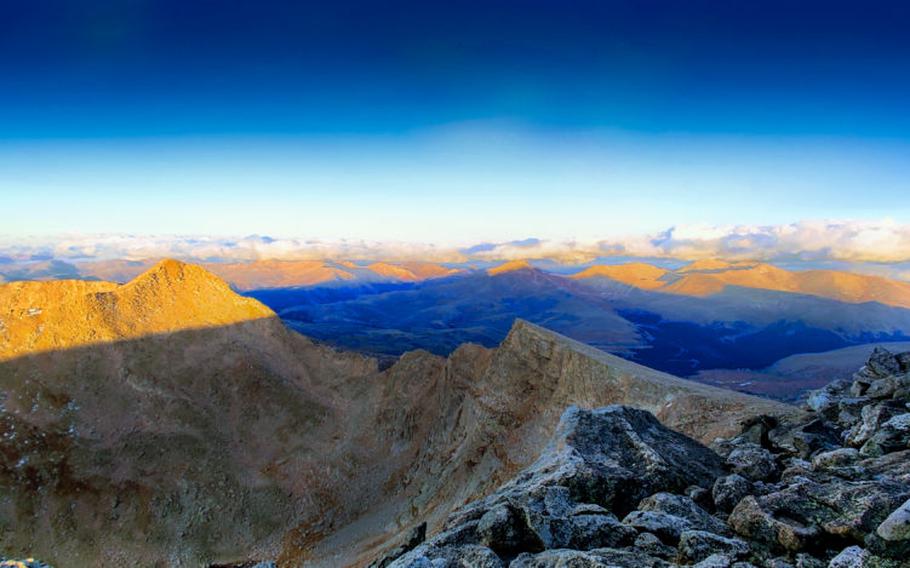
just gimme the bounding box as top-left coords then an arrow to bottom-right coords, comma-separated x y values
369,347 -> 910,568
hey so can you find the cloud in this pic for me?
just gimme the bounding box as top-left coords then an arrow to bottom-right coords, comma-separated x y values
1,220 -> 909,271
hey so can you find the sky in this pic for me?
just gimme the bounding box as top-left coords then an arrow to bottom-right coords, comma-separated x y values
1,0 -> 909,247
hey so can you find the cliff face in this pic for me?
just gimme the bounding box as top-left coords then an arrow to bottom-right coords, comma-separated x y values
0,260 -> 801,567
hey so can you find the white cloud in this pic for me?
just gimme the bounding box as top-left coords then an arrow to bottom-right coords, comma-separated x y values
1,220 -> 909,270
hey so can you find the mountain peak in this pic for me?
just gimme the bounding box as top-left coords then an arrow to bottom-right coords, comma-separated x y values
0,260 -> 275,360
570,263 -> 668,289
487,259 -> 534,276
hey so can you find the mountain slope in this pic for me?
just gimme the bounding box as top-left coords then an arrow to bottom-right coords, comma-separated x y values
573,260 -> 910,309
0,260 -> 801,566
279,266 -> 643,357
0,259 -> 274,360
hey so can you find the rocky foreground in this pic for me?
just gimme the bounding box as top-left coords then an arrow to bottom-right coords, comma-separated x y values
369,347 -> 910,568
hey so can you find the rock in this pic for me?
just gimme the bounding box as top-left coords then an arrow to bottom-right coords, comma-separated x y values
728,496 -> 819,552
694,553 -> 736,568
769,418 -> 841,460
677,530 -> 750,563
565,512 -> 637,550
845,402 -> 906,448
636,492 -> 730,536
897,352 -> 910,373
827,546 -> 869,568
811,448 -> 859,469
369,523 -> 428,568
512,547 -> 673,568
876,497 -> 910,541
389,405 -> 726,566
477,504 -> 542,557
728,475 -> 910,552
509,549 -> 610,567
806,380 -> 850,415
713,474 -> 753,512
388,544 -> 503,568
633,532 -> 677,559
727,443 -> 779,481
622,510 -> 693,544
865,376 -> 900,399
857,348 -> 901,380
587,548 -> 673,567
794,553 -> 826,568
860,413 -> 910,457
688,485 -> 715,510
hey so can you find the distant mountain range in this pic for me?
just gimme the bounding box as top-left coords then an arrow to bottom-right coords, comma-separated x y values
249,259 -> 910,398
3,256 -> 910,400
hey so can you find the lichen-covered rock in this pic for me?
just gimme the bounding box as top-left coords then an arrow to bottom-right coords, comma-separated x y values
769,419 -> 841,459
477,504 -> 542,557
633,532 -> 677,559
860,413 -> 910,457
810,448 -> 859,470
726,444 -> 779,482
509,549 -> 611,567
677,530 -> 750,563
845,402 -> 906,448
713,474 -> 753,512
827,546 -> 869,568
876,497 -> 910,542
728,495 -> 819,552
388,544 -> 503,568
636,492 -> 730,536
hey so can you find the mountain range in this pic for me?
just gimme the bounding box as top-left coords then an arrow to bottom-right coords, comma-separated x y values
0,260 -> 799,566
4,256 -> 910,400
243,260 -> 910,399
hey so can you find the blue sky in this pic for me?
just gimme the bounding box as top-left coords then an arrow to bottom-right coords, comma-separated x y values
1,0 -> 909,243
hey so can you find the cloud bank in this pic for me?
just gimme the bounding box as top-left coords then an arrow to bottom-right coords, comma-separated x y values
1,220 -> 908,267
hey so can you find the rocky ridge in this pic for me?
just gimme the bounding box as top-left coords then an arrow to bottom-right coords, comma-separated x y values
372,347 -> 910,568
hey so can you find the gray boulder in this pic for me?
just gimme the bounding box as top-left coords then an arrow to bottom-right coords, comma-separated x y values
677,530 -> 750,563
826,546 -> 868,568
860,413 -> 910,457
876,497 -> 910,541
636,492 -> 730,535
726,444 -> 779,482
713,474 -> 753,512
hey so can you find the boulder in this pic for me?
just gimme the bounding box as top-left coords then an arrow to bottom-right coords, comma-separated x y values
677,530 -> 750,563
388,544 -> 503,568
826,546 -> 868,568
728,495 -> 819,552
859,413 -> 910,457
769,419 -> 841,460
633,532 -> 677,559
811,448 -> 859,470
636,492 -> 730,535
509,549 -> 610,567
845,402 -> 906,448
622,510 -> 693,544
713,474 -> 753,513
726,443 -> 779,482
477,503 -> 542,557
876,497 -> 910,541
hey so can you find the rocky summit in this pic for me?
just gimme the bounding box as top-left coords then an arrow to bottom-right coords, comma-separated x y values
369,347 -> 910,568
